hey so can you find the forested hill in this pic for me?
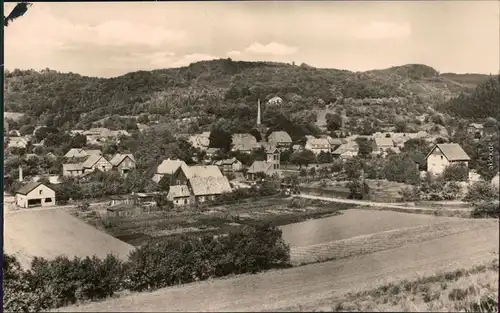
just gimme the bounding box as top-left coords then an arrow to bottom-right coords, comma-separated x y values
436,75 -> 500,121
3,59 -> 493,130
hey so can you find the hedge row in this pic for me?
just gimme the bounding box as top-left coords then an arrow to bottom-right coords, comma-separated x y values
3,224 -> 290,312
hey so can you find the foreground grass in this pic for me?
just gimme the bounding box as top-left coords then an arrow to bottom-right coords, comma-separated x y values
303,259 -> 499,312
291,219 -> 496,265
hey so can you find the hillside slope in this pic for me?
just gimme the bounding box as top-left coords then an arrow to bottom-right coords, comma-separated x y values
4,60 -> 491,129
4,209 -> 135,269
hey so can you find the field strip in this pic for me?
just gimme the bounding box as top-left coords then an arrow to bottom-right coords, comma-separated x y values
58,223 -> 498,312
290,219 -> 496,265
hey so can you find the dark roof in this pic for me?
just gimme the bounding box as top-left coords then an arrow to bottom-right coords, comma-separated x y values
425,143 -> 471,161
16,182 -> 53,195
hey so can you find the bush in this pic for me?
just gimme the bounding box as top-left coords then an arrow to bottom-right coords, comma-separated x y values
125,224 -> 290,292
442,163 -> 469,182
471,201 -> 500,218
464,181 -> 499,203
4,225 -> 290,311
398,186 -> 421,202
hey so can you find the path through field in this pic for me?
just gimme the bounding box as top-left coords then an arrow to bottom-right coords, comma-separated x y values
60,220 -> 498,312
296,194 -> 472,213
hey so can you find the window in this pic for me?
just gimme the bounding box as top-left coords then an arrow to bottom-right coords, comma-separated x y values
184,199 -> 187,204
45,198 -> 52,203
39,190 -> 43,195
440,156 -> 443,160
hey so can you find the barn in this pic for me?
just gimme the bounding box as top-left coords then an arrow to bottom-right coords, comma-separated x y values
15,182 -> 56,209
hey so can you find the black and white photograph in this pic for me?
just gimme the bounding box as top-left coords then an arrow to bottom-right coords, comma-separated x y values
3,1 -> 500,312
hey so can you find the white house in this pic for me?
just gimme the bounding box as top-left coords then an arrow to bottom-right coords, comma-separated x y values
425,143 -> 471,175
15,182 -> 56,208
82,155 -> 113,173
305,137 -> 331,154
167,185 -> 192,206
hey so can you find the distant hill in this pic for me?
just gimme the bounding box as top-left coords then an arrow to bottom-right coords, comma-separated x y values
436,75 -> 500,121
3,59 -> 492,129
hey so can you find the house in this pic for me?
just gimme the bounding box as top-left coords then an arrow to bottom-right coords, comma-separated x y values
222,158 -> 243,172
152,158 -> 188,183
15,182 -> 56,208
69,130 -> 85,136
64,148 -> 90,159
231,133 -> 259,153
167,185 -> 192,206
267,131 -> 292,150
188,132 -> 210,150
62,163 -> 85,177
82,155 -> 113,173
7,137 -> 29,149
246,147 -> 281,180
46,152 -> 57,160
372,137 -> 395,156
467,123 -> 484,138
425,143 -> 471,175
170,165 -> 232,203
332,142 -> 359,159
110,153 -> 136,176
305,137 -> 331,154
292,144 -> 304,151
246,161 -> 277,180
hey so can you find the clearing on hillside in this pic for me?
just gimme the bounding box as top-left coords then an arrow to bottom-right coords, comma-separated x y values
4,209 -> 135,269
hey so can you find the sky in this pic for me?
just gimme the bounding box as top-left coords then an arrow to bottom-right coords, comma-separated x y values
4,1 -> 500,78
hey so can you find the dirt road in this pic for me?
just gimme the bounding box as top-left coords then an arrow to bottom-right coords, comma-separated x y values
296,194 -> 471,212
60,224 -> 498,312
4,201 -> 109,215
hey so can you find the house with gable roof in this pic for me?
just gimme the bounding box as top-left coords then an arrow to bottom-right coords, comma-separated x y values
15,182 -> 56,208
305,137 -> 331,154
152,158 -> 188,183
425,143 -> 471,175
372,137 -> 395,156
267,131 -> 292,150
110,153 -> 136,176
231,133 -> 259,153
82,154 -> 113,173
170,165 -> 232,203
246,146 -> 281,180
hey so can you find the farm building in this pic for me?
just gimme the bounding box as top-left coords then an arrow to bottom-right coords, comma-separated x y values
62,163 -> 85,177
15,182 -> 56,209
167,185 -> 192,206
108,195 -> 134,206
425,143 -> 470,175
267,131 -> 292,150
152,158 -> 188,183
170,165 -> 232,203
82,155 -> 113,173
106,204 -> 145,218
110,153 -> 136,176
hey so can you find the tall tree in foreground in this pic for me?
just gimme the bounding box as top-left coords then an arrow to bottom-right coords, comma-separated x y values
4,2 -> 32,26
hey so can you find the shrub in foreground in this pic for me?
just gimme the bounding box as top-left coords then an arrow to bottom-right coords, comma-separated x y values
471,201 -> 500,218
3,224 -> 290,311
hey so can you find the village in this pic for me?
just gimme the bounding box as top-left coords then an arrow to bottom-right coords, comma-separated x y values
4,97 -> 498,218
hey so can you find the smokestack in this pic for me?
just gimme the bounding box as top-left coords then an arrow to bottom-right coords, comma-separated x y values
18,165 -> 23,182
257,99 -> 261,126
